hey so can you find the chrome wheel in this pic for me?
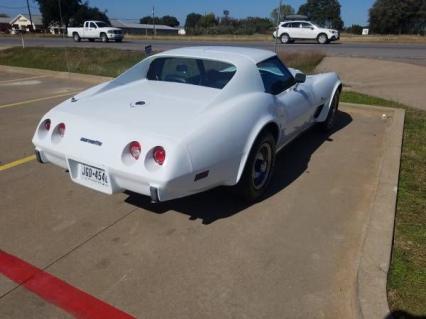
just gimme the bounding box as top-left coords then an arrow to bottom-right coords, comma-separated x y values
280,34 -> 290,44
251,143 -> 272,190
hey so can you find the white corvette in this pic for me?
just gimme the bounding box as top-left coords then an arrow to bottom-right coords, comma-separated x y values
33,47 -> 342,202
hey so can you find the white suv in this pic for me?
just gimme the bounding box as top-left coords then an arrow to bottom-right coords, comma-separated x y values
273,21 -> 339,44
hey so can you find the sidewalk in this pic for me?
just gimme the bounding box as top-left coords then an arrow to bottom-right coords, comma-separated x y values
316,57 -> 426,110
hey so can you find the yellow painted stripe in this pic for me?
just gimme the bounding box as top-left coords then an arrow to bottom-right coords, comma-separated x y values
0,91 -> 80,110
0,155 -> 36,171
0,75 -> 47,84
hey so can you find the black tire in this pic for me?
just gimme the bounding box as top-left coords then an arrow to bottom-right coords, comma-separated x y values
101,33 -> 108,43
236,132 -> 276,202
280,33 -> 291,44
317,33 -> 328,44
320,89 -> 341,132
73,33 -> 81,42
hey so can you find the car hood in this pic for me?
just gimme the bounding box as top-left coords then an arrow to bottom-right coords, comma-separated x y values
53,79 -> 221,141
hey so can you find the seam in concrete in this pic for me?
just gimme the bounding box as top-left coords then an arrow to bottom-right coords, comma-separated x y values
0,65 -> 112,84
342,103 -> 405,319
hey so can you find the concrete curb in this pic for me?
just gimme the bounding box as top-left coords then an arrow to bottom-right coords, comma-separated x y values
0,65 -> 112,84
341,103 -> 405,319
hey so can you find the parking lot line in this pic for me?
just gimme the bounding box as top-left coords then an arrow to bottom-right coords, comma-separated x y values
0,91 -> 80,110
0,250 -> 136,319
0,75 -> 47,84
0,155 -> 36,171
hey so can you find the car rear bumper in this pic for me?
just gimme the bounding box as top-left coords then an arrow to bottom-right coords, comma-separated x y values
35,148 -> 210,202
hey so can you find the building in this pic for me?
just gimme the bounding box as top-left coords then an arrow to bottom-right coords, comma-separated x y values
110,19 -> 181,35
0,16 -> 10,33
9,14 -> 43,32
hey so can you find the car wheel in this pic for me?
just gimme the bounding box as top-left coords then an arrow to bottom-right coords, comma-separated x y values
73,33 -> 81,42
280,33 -> 291,44
237,132 -> 276,202
317,33 -> 328,44
101,33 -> 108,43
320,89 -> 341,132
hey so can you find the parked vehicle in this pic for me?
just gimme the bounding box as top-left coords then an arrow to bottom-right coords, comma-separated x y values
67,21 -> 123,43
273,21 -> 340,44
33,47 -> 341,203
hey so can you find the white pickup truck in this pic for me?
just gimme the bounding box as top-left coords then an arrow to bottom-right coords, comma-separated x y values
67,21 -> 124,43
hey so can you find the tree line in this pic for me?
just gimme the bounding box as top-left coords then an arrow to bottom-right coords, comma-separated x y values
27,0 -> 426,35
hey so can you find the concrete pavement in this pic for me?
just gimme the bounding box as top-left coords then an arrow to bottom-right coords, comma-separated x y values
316,56 -> 426,110
0,68 -> 403,318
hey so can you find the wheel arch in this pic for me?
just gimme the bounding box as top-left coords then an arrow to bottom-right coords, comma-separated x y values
235,120 -> 280,184
316,79 -> 343,122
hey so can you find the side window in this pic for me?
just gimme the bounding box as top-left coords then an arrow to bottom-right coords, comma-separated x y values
89,22 -> 96,28
281,23 -> 291,28
257,57 -> 295,95
301,22 -> 312,29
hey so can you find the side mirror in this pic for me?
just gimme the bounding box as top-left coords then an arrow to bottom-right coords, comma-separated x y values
295,73 -> 306,83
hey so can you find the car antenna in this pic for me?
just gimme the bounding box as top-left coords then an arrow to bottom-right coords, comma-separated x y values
274,0 -> 282,54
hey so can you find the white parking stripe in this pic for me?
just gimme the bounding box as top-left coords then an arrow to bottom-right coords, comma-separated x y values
0,75 -> 47,84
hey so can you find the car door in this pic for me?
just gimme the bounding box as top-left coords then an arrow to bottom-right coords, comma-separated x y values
257,57 -> 314,146
87,22 -> 97,38
290,22 -> 303,38
300,22 -> 316,39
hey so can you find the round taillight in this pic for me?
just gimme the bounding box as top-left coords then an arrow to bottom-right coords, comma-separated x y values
58,123 -> 66,137
153,146 -> 166,165
129,141 -> 141,160
43,119 -> 51,131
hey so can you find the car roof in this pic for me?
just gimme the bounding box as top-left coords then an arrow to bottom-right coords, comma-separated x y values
155,46 -> 276,64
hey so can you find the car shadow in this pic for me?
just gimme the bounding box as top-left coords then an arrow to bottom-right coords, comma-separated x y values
125,110 -> 353,224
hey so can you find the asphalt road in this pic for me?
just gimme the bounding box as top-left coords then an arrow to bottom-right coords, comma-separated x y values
1,36 -> 426,64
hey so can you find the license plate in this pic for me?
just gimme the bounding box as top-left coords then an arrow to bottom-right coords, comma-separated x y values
79,163 -> 109,186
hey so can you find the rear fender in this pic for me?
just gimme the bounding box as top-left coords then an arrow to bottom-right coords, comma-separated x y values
315,73 -> 342,122
235,118 -> 279,184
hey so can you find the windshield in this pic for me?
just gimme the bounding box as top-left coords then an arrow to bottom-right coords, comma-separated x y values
147,57 -> 236,89
96,22 -> 110,28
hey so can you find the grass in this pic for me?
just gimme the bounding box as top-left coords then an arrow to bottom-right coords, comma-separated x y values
0,47 -> 324,76
0,47 -> 145,77
341,91 -> 426,315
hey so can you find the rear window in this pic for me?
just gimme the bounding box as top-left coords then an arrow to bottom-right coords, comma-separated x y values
147,57 -> 236,89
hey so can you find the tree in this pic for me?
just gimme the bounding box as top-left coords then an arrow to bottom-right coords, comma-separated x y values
345,24 -> 364,34
199,13 -> 218,28
271,4 -> 295,23
0,13 -> 9,18
298,0 -> 344,29
369,0 -> 425,34
35,0 -> 80,27
71,4 -> 109,27
185,12 -> 202,29
140,15 -> 160,25
160,15 -> 179,27
35,0 -> 109,27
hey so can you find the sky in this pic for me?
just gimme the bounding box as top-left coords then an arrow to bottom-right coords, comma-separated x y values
0,0 -> 375,26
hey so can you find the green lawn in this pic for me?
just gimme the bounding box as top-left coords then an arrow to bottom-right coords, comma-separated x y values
0,47 -> 324,77
342,91 -> 426,315
0,47 -> 146,77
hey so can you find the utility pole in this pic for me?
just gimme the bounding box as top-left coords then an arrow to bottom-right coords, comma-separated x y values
26,0 -> 33,32
274,0 -> 282,53
152,6 -> 156,39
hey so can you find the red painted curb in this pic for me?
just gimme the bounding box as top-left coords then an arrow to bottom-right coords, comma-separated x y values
0,250 -> 135,319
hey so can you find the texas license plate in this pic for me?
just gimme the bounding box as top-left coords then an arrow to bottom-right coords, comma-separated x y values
79,163 -> 109,186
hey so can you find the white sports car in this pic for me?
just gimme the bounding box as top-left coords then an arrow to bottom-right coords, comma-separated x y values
33,46 -> 342,202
